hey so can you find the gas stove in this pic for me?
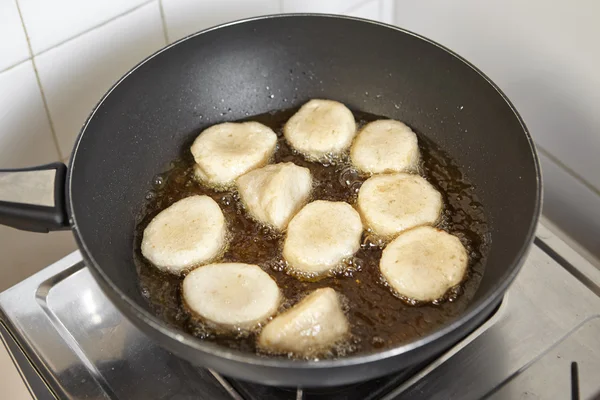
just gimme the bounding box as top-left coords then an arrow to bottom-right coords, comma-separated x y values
1,222 -> 599,400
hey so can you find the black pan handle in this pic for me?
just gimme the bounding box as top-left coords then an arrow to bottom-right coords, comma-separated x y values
0,163 -> 70,232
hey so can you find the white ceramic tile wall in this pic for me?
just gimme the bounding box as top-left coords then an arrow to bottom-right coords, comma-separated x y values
392,1 -> 600,192
0,59 -> 77,290
538,151 -> 600,257
0,0 -> 30,72
393,0 -> 600,259
35,1 -> 166,159
0,0 -> 598,291
0,61 -> 58,168
347,0 -> 380,20
281,0 -> 365,14
281,0 -> 390,22
18,0 -> 150,54
163,0 -> 389,43
0,0 -> 390,292
162,0 -> 280,42
0,228 -> 76,292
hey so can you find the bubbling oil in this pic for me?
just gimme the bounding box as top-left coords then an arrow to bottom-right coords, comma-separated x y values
133,108 -> 489,359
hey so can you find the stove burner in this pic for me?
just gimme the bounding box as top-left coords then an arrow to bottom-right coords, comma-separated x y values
1,224 -> 600,399
223,361 -> 428,400
223,301 -> 504,400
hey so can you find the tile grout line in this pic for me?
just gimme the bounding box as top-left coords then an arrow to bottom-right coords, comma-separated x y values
1,0 -> 152,74
14,0 -> 64,161
157,0 -> 171,44
536,144 -> 600,199
33,0 -> 154,59
0,57 -> 31,75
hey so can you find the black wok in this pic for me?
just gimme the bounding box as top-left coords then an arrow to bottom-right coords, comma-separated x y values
0,14 -> 541,387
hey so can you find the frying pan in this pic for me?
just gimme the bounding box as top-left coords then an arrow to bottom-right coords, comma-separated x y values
0,14 -> 541,387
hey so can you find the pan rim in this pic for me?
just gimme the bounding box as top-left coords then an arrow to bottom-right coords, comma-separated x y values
67,13 -> 542,369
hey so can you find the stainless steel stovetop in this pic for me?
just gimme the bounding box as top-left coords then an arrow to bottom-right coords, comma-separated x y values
1,223 -> 600,400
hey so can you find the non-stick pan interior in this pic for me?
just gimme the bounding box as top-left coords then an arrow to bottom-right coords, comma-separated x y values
69,15 -> 539,348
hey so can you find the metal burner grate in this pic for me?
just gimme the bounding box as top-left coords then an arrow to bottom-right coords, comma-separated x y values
1,224 -> 599,399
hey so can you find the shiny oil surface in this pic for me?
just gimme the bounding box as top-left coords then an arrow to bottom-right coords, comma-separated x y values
134,108 -> 489,359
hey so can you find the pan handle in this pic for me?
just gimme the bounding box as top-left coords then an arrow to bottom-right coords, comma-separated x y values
0,163 -> 70,232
